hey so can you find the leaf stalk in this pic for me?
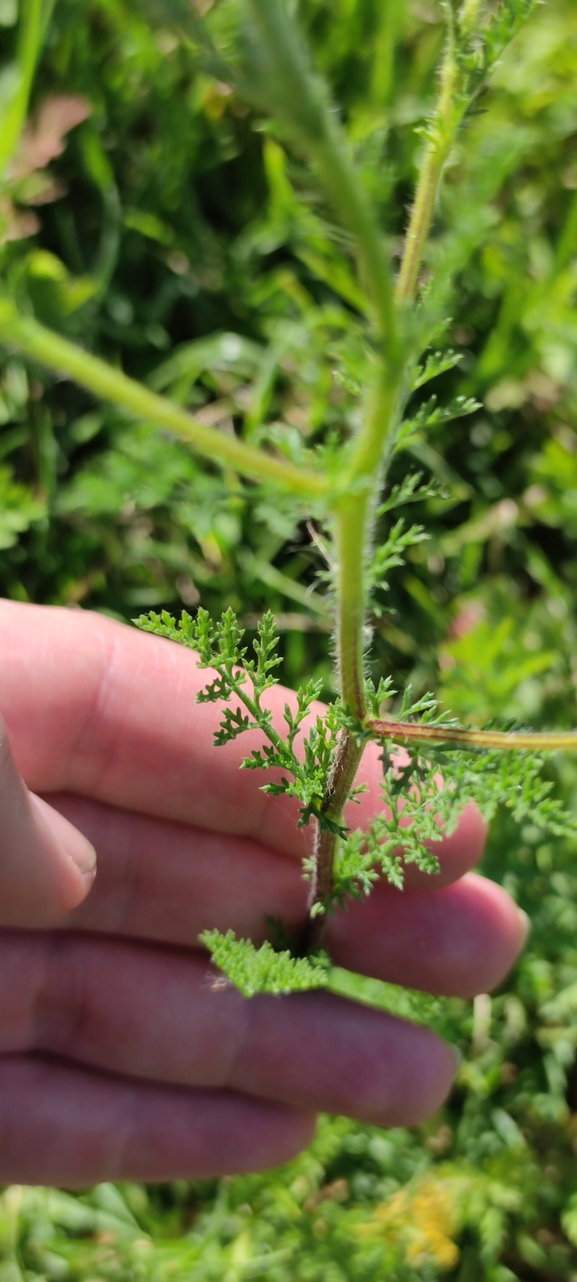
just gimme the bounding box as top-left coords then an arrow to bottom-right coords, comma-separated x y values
0,301 -> 326,499
366,719 -> 577,752
396,30 -> 463,306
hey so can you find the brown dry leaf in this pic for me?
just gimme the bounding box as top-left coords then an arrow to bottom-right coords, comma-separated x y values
10,95 -> 91,182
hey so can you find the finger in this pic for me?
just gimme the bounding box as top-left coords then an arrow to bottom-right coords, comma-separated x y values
0,602 -> 486,877
3,932 -> 461,1126
56,795 -> 307,943
0,599 -> 300,846
50,794 -> 489,956
327,871 -> 529,997
0,718 -> 95,927
67,854 -> 522,998
49,798 -> 518,995
0,1055 -> 314,1186
48,798 -> 519,996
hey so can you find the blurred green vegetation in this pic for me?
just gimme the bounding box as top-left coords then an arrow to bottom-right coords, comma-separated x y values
5,0 -> 577,1276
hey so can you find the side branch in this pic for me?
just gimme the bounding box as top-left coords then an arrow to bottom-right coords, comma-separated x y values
367,719 -> 577,752
0,300 -> 327,500
395,33 -> 461,307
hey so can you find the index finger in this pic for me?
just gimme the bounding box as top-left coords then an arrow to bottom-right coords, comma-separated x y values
0,601 -> 486,882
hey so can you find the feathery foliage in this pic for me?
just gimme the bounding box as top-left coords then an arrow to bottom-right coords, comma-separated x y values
199,930 -> 330,996
138,600 -> 577,962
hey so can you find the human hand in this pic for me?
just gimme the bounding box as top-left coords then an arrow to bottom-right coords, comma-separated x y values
0,600 -> 527,1186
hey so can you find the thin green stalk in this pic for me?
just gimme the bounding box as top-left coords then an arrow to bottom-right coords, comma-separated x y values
459,0 -> 485,39
334,495 -> 370,721
244,0 -> 395,343
0,0 -> 44,180
275,6 -> 476,948
335,364 -> 401,719
366,718 -> 577,752
0,300 -> 326,499
302,371 -> 401,941
305,11 -> 476,938
224,678 -> 289,757
395,32 -> 462,307
301,374 -> 400,939
347,359 -> 401,491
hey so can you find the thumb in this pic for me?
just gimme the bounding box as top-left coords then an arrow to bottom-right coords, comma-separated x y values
0,715 -> 96,927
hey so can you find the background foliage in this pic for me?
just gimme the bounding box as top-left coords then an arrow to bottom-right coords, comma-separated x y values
4,0 -> 577,1276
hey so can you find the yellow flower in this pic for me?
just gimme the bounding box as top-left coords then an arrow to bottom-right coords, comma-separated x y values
357,1176 -> 460,1272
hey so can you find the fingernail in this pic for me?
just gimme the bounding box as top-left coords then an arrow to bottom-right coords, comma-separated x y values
517,908 -> 531,947
68,835 -> 97,881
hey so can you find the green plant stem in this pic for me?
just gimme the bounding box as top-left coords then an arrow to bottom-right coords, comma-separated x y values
297,481 -> 373,947
207,1 -> 484,956
244,0 -> 395,342
395,33 -> 462,307
301,284 -> 402,945
227,679 -> 288,757
0,300 -> 326,499
0,0 -> 44,180
299,729 -> 365,953
334,495 -> 370,721
316,8 -> 464,882
304,365 -> 401,943
366,719 -> 577,752
348,360 -> 401,484
298,382 -> 397,943
459,0 -> 485,39
315,0 -> 521,932
336,365 -> 401,719
226,650 -> 366,952
231,667 -> 367,953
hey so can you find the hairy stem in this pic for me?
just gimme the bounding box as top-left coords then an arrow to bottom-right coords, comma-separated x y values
303,366 -> 401,941
300,303 -> 402,944
0,300 -> 326,499
395,33 -> 462,307
334,496 -> 370,721
299,730 -> 365,953
334,364 -> 401,719
366,719 -> 577,752
347,359 -> 401,484
459,0 -> 485,39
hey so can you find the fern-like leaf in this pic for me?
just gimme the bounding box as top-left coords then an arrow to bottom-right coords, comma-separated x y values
201,929 -> 330,996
